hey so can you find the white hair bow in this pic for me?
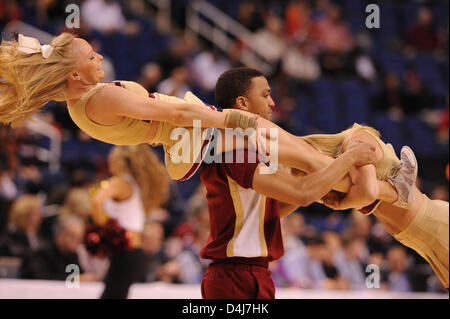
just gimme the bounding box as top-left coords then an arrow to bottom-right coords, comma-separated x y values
17,34 -> 54,59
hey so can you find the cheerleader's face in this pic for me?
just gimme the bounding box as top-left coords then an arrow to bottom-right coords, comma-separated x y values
71,38 -> 105,85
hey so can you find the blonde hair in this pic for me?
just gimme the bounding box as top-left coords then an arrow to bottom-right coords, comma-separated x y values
59,188 -> 91,219
302,123 -> 381,158
8,194 -> 42,230
110,145 -> 170,214
0,32 -> 77,126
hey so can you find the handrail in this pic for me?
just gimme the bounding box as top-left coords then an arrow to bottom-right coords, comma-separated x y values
186,0 -> 274,75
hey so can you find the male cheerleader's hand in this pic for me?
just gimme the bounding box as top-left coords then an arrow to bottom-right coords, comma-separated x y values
344,140 -> 377,167
225,111 -> 258,130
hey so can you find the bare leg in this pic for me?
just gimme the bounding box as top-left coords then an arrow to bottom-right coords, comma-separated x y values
373,186 -> 422,234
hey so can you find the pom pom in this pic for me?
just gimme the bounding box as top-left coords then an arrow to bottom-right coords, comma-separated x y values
84,219 -> 132,258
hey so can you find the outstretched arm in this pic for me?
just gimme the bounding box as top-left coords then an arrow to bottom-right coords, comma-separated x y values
252,142 -> 376,208
88,85 -> 257,129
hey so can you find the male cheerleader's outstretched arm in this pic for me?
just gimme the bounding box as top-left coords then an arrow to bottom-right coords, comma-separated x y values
252,141 -> 377,209
86,85 -> 258,130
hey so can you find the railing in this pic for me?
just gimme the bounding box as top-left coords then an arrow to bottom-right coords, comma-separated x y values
186,0 -> 274,75
25,115 -> 62,173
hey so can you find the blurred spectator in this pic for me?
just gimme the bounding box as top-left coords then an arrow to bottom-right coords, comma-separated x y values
250,12 -> 287,66
322,232 -> 350,290
174,200 -> 211,283
21,215 -> 98,281
155,236 -> 184,283
40,187 -> 92,242
137,63 -> 162,94
312,4 -> 353,53
431,185 -> 449,201
0,0 -> 21,29
35,0 -> 67,31
437,106 -> 448,143
157,66 -> 191,99
335,235 -> 367,290
237,0 -> 264,32
284,0 -> 312,41
282,38 -> 321,82
406,7 -> 439,53
0,194 -> 46,259
383,246 -> 413,292
155,36 -> 195,79
81,0 -> 140,35
190,48 -> 231,92
403,71 -> 434,115
142,221 -> 165,282
373,73 -> 406,120
0,154 -> 17,202
281,211 -> 306,251
281,236 -> 328,289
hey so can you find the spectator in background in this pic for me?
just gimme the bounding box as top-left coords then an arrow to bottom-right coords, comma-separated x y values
312,4 -> 353,53
0,154 -> 17,203
407,7 -> 439,53
431,185 -> 449,202
190,48 -> 231,93
281,236 -> 328,289
403,70 -> 434,116
250,12 -> 287,68
157,66 -> 191,99
155,36 -> 195,79
0,194 -> 46,259
322,232 -> 350,290
137,63 -> 162,94
313,4 -> 354,78
237,0 -> 264,32
281,211 -> 306,251
40,187 -> 92,242
373,73 -> 406,121
437,105 -> 448,143
81,0 -> 140,35
0,0 -> 21,29
20,214 -> 98,281
335,235 -> 367,290
384,246 -> 413,292
282,37 -> 321,82
142,221 -> 166,282
284,0 -> 312,41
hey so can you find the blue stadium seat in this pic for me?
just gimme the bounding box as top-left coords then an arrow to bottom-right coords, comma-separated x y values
311,79 -> 339,132
371,114 -> 404,152
377,50 -> 406,77
337,80 -> 369,129
412,53 -> 446,98
404,116 -> 437,156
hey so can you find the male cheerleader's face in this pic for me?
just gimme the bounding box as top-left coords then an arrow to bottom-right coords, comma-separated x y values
71,38 -> 105,84
238,76 -> 275,120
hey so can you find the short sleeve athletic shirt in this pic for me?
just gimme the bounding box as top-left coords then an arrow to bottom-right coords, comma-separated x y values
199,150 -> 284,262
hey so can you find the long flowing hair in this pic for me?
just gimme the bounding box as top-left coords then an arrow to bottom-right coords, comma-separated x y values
301,123 -> 381,158
0,32 -> 76,126
109,145 -> 170,215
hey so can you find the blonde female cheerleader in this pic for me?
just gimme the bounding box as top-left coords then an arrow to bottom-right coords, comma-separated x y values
91,144 -> 170,299
0,34 -> 413,208
302,123 -> 449,290
0,33 -> 258,179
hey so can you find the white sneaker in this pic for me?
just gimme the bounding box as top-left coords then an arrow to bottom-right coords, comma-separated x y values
387,146 -> 418,209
